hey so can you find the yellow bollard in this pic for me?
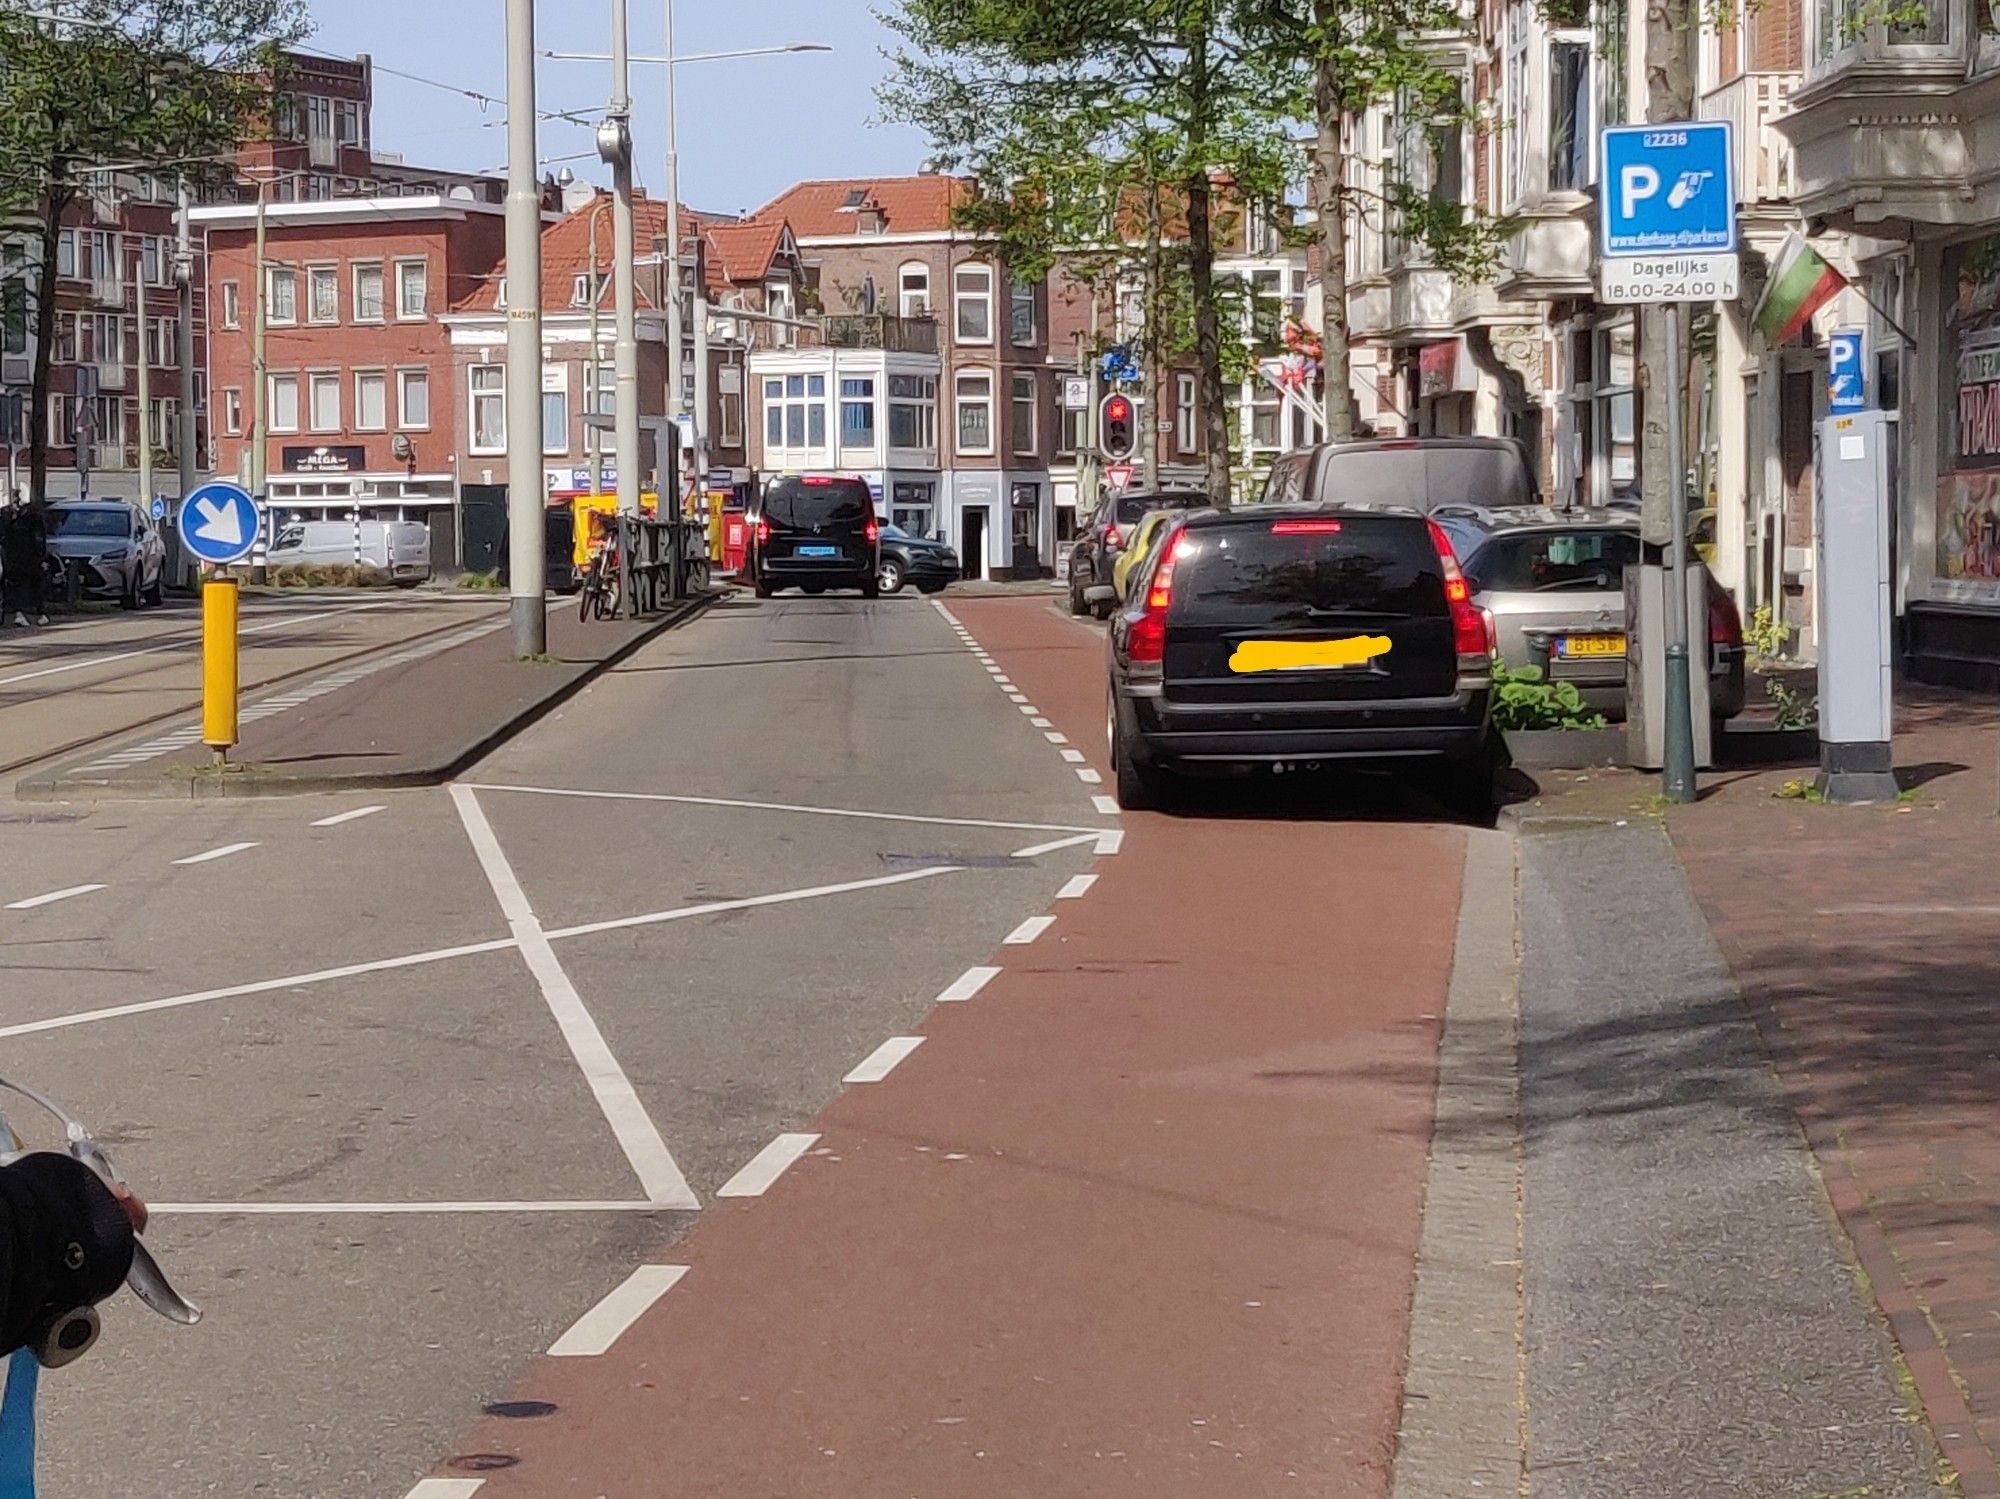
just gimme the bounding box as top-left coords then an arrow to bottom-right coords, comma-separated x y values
202,576 -> 239,762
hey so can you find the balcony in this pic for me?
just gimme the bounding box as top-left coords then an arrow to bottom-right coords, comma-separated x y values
1494,194 -> 1594,302
1699,72 -> 1796,207
796,313 -> 939,355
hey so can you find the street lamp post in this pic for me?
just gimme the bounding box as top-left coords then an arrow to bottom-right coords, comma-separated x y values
663,0 -> 682,506
599,0 -> 641,521
504,0 -> 546,657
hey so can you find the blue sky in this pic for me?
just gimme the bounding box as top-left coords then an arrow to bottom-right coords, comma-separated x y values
308,0 -> 932,217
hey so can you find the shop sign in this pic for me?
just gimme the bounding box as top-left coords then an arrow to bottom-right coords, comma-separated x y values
283,445 -> 366,474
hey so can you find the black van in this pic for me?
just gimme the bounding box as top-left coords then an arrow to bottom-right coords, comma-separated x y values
750,476 -> 881,599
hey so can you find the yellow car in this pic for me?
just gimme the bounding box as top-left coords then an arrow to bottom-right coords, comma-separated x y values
1112,507 -> 1201,601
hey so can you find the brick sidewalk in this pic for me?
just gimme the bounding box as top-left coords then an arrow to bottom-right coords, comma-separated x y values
1589,685 -> 2000,1493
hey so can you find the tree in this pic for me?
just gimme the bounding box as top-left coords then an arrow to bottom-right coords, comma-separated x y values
878,0 -> 1298,502
0,0 -> 307,501
1235,0 -> 1505,444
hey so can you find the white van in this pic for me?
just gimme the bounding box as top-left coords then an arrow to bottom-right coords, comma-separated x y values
270,519 -> 431,585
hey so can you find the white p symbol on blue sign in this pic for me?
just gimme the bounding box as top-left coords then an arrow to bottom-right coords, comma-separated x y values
1828,329 -> 1866,414
1620,164 -> 1661,222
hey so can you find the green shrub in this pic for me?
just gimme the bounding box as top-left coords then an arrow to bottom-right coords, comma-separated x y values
1491,660 -> 1608,732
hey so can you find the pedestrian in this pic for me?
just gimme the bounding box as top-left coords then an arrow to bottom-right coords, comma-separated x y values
1,495 -> 49,627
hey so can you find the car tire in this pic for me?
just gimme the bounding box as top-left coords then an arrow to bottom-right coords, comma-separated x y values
1108,691 -> 1170,811
1435,738 -> 1500,823
143,570 -> 163,607
1067,571 -> 1088,616
878,557 -> 906,595
917,580 -> 947,595
120,571 -> 140,610
752,574 -> 774,599
862,579 -> 881,600
1091,592 -> 1116,621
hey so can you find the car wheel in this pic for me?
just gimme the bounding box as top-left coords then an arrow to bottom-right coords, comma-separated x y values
1109,691 -> 1169,811
878,557 -> 905,595
1432,738 -> 1499,823
120,570 -> 140,610
143,569 -> 164,607
1091,593 -> 1116,621
1067,572 -> 1088,616
753,574 -> 774,599
862,579 -> 882,600
917,580 -> 947,595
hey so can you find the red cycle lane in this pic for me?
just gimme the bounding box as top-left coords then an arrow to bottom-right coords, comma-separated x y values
421,594 -> 1468,1497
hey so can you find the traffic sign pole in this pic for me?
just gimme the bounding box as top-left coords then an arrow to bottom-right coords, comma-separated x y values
1662,306 -> 1695,803
202,573 -> 238,763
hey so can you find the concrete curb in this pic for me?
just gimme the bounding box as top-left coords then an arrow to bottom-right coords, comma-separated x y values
19,592 -> 717,802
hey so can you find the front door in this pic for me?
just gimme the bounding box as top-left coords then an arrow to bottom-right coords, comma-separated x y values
1010,483 -> 1040,578
961,506 -> 988,580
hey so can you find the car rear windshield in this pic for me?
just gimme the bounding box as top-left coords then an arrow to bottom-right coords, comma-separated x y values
1313,446 -> 1533,510
1465,528 -> 1638,592
765,479 -> 871,529
1114,492 -> 1205,528
1173,516 -> 1447,623
50,509 -> 131,538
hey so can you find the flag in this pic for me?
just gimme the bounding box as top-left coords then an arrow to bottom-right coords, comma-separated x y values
1754,230 -> 1848,345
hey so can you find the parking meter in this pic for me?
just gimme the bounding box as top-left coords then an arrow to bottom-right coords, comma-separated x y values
1814,410 -> 1898,802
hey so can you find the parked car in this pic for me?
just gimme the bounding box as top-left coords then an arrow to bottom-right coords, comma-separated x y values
1260,437 -> 1538,514
749,474 -> 880,599
269,519 -> 432,585
46,501 -> 165,608
877,523 -> 958,595
1112,505 -> 1210,602
1106,505 -> 1499,813
1430,505 -> 1746,721
1067,488 -> 1209,619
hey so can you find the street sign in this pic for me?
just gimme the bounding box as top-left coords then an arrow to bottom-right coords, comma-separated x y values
1100,346 -> 1138,383
177,481 -> 260,566
149,496 -> 166,522
1597,122 -> 1738,305
1828,327 -> 1867,414
1105,463 -> 1134,491
1061,376 -> 1090,411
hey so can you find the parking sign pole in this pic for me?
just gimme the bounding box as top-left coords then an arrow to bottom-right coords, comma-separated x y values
1662,305 -> 1695,802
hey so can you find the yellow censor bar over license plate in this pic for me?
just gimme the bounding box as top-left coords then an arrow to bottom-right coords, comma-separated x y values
1229,636 -> 1392,674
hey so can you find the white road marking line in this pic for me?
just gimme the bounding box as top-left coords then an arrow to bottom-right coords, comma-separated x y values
1007,692 -> 1029,703
846,1036 -> 925,1083
452,786 -> 697,1210
403,1481 -> 484,1499
1076,768 -> 1103,785
546,868 -> 956,943
994,678 -> 1015,688
1005,915 -> 1055,945
548,1265 -> 690,1356
1044,730 -> 1069,744
153,1200 -> 678,1216
1031,716 -> 1053,728
1093,794 -> 1122,816
5,883 -> 106,911
1017,704 -> 1039,716
1096,830 -> 1125,855
1010,832 -> 1099,859
463,783 -> 1097,836
1058,874 -> 1098,900
1060,748 -> 1086,763
0,601 -> 391,688
716,1133 -> 820,1198
932,601 -> 965,626
172,841 -> 258,866
936,965 -> 1002,1003
310,804 -> 386,828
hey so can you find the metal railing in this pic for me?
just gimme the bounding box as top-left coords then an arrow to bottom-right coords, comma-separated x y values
796,313 -> 940,354
1699,72 -> 1797,204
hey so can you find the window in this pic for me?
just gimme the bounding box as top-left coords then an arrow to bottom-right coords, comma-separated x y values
954,263 -> 993,344
353,262 -> 384,322
955,370 -> 994,453
220,280 -> 240,330
47,393 -> 70,448
1009,279 -> 1035,346
888,373 -> 937,449
541,366 -> 567,456
899,261 -> 930,318
56,230 -> 77,281
335,99 -> 363,147
307,94 -> 334,146
1503,2 -> 1529,209
308,371 -> 340,432
307,263 -> 338,324
1251,269 -> 1284,345
839,376 -> 876,447
1,280 -> 25,359
396,259 -> 427,319
1549,41 -> 1591,191
354,370 -> 386,431
139,236 -> 163,287
1010,371 -> 1037,456
397,368 -> 429,429
570,273 -> 601,308
274,93 -> 300,141
269,373 -> 300,433
148,317 -> 177,366
221,387 -> 243,436
54,315 -> 75,363
1060,403 -> 1086,456
87,231 -> 118,289
1176,373 -> 1197,453
763,372 -> 826,449
470,365 -> 505,452
267,267 -> 297,325
719,368 -> 744,447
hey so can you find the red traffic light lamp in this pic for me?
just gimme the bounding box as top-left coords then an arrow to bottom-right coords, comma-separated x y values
1101,392 -> 1135,460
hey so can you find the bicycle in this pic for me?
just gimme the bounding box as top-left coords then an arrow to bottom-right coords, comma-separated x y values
577,523 -> 624,624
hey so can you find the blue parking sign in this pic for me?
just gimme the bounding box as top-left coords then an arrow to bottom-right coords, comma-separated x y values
1828,329 -> 1867,413
1600,123 -> 1737,258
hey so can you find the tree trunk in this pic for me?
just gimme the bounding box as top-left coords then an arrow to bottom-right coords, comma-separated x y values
1312,52 -> 1359,443
1186,171 -> 1231,503
1638,0 -> 1696,543
27,192 -> 66,506
1142,183 -> 1163,489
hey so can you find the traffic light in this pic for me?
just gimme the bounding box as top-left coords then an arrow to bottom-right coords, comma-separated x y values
1101,392 -> 1135,460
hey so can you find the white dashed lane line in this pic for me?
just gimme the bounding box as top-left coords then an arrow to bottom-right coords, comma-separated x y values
402,1480 -> 485,1499
716,1133 -> 820,1199
1093,795 -> 1121,816
1058,874 -> 1098,900
937,965 -> 1002,1002
1005,915 -> 1055,945
5,884 -> 106,911
845,1036 -> 925,1084
547,1265 -> 690,1357
310,804 -> 386,827
1077,768 -> 1103,785
172,841 -> 259,866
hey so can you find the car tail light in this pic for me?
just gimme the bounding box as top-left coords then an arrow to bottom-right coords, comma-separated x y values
755,517 -> 770,546
1105,523 -> 1123,550
802,475 -> 834,486
1427,519 -> 1492,663
1128,525 -> 1187,665
865,515 -> 880,544
1708,586 -> 1742,647
1270,519 -> 1342,534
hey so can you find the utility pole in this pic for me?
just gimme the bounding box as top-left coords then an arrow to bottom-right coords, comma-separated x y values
249,180 -> 269,583
135,238 -> 152,518
663,0 -> 684,483
175,178 -> 196,503
588,200 -> 606,495
605,0 -> 640,520
504,0 -> 547,656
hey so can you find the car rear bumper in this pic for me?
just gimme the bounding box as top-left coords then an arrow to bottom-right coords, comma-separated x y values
760,556 -> 873,583
1117,679 -> 1492,765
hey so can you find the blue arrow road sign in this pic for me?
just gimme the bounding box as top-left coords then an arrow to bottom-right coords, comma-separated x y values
149,496 -> 166,522
1828,328 -> 1867,414
1599,122 -> 1737,258
177,482 -> 261,566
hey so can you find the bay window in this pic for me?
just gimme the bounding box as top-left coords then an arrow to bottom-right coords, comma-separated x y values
763,373 -> 827,450
887,374 -> 937,450
840,376 -> 876,447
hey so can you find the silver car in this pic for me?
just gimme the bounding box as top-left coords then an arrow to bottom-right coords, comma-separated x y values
47,501 -> 167,608
1434,506 -> 1744,721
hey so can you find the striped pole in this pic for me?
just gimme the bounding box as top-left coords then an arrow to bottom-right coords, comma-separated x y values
352,501 -> 362,575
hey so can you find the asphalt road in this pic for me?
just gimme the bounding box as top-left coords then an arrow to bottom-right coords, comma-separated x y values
0,591 -> 1098,1498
